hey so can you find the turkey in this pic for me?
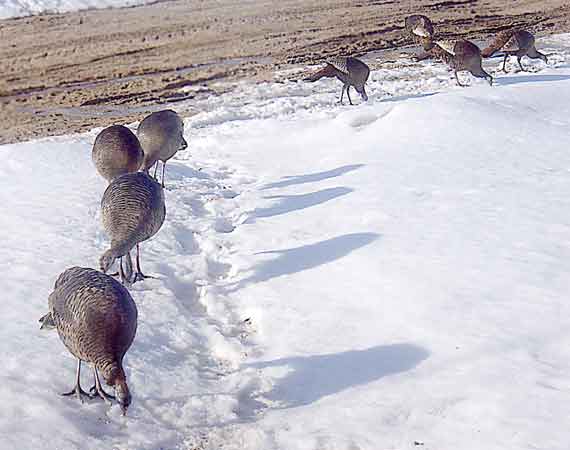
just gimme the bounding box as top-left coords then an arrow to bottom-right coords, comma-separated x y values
99,172 -> 166,284
481,30 -> 548,72
137,110 -> 188,187
39,267 -> 137,415
91,125 -> 143,182
304,57 -> 370,105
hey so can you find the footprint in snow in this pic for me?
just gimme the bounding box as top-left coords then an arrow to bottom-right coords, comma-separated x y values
214,218 -> 235,233
220,187 -> 239,199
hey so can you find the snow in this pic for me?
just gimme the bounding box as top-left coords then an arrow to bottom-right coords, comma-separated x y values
0,0 -> 149,20
2,35 -> 570,450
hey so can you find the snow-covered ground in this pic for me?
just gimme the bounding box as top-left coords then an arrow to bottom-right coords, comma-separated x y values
0,0 -> 149,19
2,35 -> 570,450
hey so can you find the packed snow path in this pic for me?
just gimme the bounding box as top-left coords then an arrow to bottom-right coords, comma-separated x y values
1,35 -> 570,450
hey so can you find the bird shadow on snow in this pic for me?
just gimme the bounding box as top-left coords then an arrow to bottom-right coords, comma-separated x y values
262,164 -> 364,190
497,74 -> 570,86
234,232 -> 380,287
382,92 -> 438,104
246,187 -> 353,223
245,344 -> 429,411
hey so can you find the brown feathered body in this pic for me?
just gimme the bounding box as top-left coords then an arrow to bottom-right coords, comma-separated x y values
92,125 -> 144,182
48,267 -> 137,395
304,57 -> 370,104
419,39 -> 493,86
137,110 -> 188,173
405,15 -> 434,50
99,172 -> 166,275
481,30 -> 547,71
481,30 -> 542,58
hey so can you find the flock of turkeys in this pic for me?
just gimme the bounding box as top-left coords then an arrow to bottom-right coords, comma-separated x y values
306,14 -> 548,102
39,14 -> 550,416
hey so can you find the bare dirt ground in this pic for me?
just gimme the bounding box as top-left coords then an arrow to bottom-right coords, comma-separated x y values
1,0 -> 569,144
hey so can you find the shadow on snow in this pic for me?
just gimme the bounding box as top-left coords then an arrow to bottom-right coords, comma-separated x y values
247,186 -> 353,222
247,343 -> 429,409
262,164 -> 364,190
237,232 -> 380,286
497,73 -> 570,86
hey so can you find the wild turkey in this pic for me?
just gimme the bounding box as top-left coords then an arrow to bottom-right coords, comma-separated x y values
99,172 -> 166,284
418,39 -> 493,86
304,57 -> 370,105
39,267 -> 137,415
137,110 -> 188,187
91,125 -> 144,182
481,30 -> 548,72
404,15 -> 434,50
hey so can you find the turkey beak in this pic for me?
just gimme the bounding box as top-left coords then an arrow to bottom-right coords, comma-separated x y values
115,381 -> 131,416
117,394 -> 129,416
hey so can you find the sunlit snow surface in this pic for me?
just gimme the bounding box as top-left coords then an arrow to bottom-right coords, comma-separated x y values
2,35 -> 570,450
0,0 -> 151,19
